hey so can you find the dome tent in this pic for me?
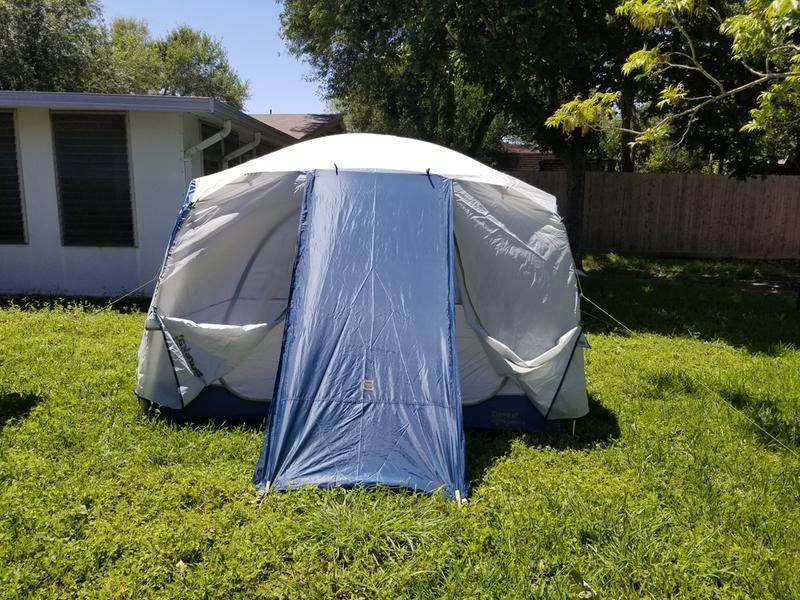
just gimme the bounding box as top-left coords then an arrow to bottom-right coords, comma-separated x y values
136,133 -> 587,497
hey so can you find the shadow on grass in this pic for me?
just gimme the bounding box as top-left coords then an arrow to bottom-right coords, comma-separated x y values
648,368 -> 698,397
0,392 -> 44,430
138,397 -> 266,433
647,367 -> 800,452
140,393 -> 620,490
0,295 -> 149,314
466,395 -> 619,487
583,253 -> 800,288
718,385 -> 800,450
580,267 -> 800,355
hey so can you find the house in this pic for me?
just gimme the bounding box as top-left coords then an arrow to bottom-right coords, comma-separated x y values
0,91 -> 296,297
494,143 -> 566,172
494,142 -> 618,174
251,113 -> 344,141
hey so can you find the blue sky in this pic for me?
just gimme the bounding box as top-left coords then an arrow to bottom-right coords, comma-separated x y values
101,0 -> 328,114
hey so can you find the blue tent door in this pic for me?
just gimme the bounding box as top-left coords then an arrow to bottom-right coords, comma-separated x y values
253,170 -> 466,498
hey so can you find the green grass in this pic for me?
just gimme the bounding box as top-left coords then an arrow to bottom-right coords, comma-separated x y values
1,254 -> 799,598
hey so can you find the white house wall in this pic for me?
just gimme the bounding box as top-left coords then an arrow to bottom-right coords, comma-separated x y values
0,109 -> 188,297
182,113 -> 204,181
128,110 -> 189,295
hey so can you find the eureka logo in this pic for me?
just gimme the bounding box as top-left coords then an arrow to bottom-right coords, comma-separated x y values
175,334 -> 204,378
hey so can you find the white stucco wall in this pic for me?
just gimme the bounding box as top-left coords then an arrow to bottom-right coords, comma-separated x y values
0,108 -> 189,297
183,113 -> 204,180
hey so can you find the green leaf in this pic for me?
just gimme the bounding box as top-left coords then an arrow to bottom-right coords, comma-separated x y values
623,47 -> 666,75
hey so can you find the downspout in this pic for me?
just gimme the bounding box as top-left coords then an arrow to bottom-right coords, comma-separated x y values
222,132 -> 261,169
182,120 -> 232,186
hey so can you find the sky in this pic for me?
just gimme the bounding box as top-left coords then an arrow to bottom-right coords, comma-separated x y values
101,0 -> 328,114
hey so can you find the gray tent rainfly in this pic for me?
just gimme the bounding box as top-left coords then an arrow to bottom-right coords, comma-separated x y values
136,133 -> 588,497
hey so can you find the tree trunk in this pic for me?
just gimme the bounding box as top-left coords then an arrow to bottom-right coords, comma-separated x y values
619,79 -> 635,172
442,77 -> 456,148
467,94 -> 497,157
557,141 -> 587,269
793,131 -> 800,174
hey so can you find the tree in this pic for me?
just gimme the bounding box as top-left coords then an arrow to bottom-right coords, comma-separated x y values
0,0 -> 106,91
0,2 -> 249,108
447,0 -> 642,264
280,0 -> 643,265
157,26 -> 249,108
280,0 -> 506,157
102,18 -> 162,95
100,20 -> 250,108
548,0 -> 800,176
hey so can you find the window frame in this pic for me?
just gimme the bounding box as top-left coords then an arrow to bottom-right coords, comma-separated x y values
50,110 -> 138,248
0,109 -> 28,245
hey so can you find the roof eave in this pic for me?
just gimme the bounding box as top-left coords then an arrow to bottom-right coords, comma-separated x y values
0,91 -> 216,113
211,100 -> 297,147
0,91 -> 297,148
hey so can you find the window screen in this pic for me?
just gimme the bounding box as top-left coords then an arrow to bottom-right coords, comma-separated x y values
0,111 -> 25,244
52,112 -> 134,246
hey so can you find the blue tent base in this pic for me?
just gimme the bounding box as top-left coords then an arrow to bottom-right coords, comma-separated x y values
136,387 -> 268,422
462,395 -> 569,433
139,386 -> 569,433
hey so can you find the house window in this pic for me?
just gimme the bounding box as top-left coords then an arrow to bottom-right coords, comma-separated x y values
0,111 -> 25,244
201,123 -> 241,174
255,142 -> 277,158
52,112 -> 134,246
225,131 -> 240,167
201,123 -> 223,175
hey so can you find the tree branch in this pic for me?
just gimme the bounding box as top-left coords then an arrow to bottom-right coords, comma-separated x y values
674,114 -> 697,147
669,44 -> 726,93
591,71 -> 800,144
653,71 -> 800,130
740,60 -> 767,77
669,14 -> 727,93
707,7 -> 724,25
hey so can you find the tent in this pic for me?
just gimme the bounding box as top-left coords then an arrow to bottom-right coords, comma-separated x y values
136,133 -> 587,497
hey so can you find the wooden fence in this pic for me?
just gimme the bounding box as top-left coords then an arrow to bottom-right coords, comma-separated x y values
506,171 -> 800,260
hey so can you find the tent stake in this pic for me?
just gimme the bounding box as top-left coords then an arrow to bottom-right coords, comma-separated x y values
572,420 -> 576,437
255,482 -> 271,505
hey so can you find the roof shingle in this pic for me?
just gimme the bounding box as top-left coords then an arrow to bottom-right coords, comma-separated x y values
250,113 -> 343,140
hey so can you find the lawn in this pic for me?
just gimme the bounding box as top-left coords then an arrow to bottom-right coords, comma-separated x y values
1,254 -> 799,599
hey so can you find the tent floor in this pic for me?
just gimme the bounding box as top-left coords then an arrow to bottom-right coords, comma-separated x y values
138,386 -> 569,433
